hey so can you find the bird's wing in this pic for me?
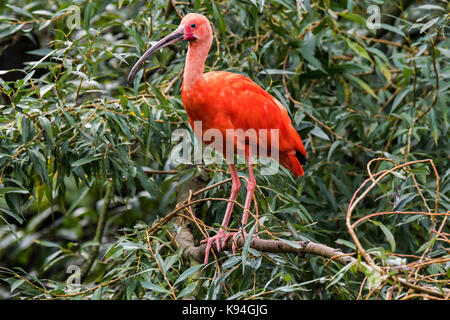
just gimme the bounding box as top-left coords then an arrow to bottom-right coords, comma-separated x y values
203,71 -> 306,156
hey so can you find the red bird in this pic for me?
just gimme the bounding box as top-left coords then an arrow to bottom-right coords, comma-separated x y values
128,13 -> 307,264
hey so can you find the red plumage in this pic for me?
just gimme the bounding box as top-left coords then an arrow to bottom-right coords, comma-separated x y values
129,13 -> 307,264
182,71 -> 307,176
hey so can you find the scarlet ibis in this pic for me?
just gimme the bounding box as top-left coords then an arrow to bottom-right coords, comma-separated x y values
128,13 -> 307,264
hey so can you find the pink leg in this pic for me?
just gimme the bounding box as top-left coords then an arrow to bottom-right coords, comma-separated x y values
221,164 -> 240,228
231,150 -> 256,254
201,164 -> 240,264
241,153 -> 256,226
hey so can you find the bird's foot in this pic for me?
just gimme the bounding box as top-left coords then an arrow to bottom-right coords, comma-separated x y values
201,228 -> 231,265
202,228 -> 260,264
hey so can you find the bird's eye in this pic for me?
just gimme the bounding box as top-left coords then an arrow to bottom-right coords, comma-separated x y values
191,23 -> 197,29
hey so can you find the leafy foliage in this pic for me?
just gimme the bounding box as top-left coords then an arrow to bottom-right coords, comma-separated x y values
0,0 -> 448,300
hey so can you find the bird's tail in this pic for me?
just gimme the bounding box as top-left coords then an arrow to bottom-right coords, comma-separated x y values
280,150 -> 306,178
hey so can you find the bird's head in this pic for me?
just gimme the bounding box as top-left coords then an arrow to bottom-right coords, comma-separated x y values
180,13 -> 212,42
127,13 -> 212,83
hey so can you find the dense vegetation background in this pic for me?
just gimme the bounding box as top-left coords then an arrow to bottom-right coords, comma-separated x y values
0,0 -> 448,300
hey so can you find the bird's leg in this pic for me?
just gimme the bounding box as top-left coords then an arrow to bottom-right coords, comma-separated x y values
241,153 -> 256,227
201,164 -> 240,264
231,150 -> 257,255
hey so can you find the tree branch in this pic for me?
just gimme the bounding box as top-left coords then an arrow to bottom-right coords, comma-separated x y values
178,233 -> 449,298
171,168 -> 448,299
179,236 -> 354,267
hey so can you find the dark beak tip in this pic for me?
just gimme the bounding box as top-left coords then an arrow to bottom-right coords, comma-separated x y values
127,27 -> 184,87
127,75 -> 133,86
126,74 -> 133,86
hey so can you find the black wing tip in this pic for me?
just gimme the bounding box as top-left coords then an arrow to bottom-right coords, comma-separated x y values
295,149 -> 307,165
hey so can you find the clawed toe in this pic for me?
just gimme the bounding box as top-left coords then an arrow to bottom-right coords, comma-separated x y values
201,229 -> 231,265
202,228 -> 259,264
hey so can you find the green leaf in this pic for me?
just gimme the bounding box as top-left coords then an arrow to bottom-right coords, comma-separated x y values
177,283 -> 197,298
391,86 -> 412,113
38,116 -> 54,143
259,69 -> 297,75
327,141 -> 342,161
347,74 -> 379,101
375,57 -> 391,83
0,187 -> 29,195
417,5 -> 445,11
39,84 -> 54,98
371,220 -> 396,252
242,224 -> 257,273
141,281 -> 170,294
0,207 -> 24,224
30,49 -> 56,70
417,237 -> 437,253
151,86 -> 170,113
66,186 -> 89,214
71,156 -> 102,167
11,279 -> 25,293
36,240 -> 61,250
379,24 -> 405,38
335,239 -> 356,250
326,260 -> 356,289
29,149 -> 49,184
174,264 -> 203,285
83,0 -> 92,31
211,1 -> 225,36
32,10 -> 54,16
310,126 -> 330,141
420,17 -> 439,33
6,4 -> 33,18
429,106 -> 439,145
339,12 -> 366,25
346,39 -> 372,63
297,31 -> 326,73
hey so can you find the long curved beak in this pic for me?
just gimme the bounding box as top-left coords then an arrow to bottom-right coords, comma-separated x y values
127,26 -> 184,84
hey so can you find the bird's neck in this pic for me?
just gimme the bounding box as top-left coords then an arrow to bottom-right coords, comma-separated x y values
183,39 -> 211,91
